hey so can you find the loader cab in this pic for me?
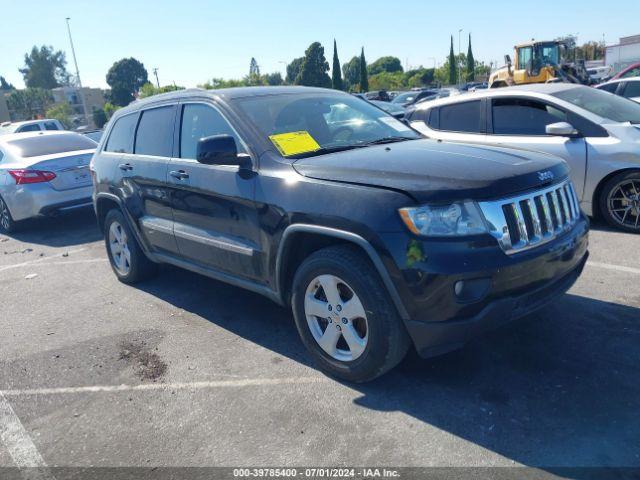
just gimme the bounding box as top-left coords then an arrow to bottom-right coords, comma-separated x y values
513,41 -> 561,84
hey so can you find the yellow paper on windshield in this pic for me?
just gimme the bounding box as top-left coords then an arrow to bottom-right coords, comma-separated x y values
269,131 -> 321,156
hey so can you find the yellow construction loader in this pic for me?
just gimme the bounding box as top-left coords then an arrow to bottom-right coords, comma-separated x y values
489,40 -> 591,88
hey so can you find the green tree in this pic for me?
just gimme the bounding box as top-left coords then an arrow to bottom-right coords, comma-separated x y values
368,56 -> 403,75
19,46 -> 70,89
6,88 -> 53,120
0,76 -> 15,91
359,47 -> 369,92
138,82 -> 185,99
296,42 -> 331,88
448,36 -> 457,85
286,57 -> 304,84
200,78 -> 247,89
106,58 -> 148,106
263,72 -> 284,86
332,39 -> 343,91
92,107 -> 108,129
368,71 -> 406,91
342,56 -> 361,91
466,34 -> 475,82
45,103 -> 73,129
103,102 -> 120,120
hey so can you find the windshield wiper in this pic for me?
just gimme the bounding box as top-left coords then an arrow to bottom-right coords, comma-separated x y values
287,144 -> 368,159
360,136 -> 416,146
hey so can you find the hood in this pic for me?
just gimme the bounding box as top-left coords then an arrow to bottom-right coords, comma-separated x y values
292,139 -> 569,203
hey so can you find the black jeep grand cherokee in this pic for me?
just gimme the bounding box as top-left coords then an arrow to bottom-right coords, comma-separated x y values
91,87 -> 588,382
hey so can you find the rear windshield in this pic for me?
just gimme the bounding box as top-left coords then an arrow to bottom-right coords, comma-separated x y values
553,87 -> 640,124
6,134 -> 96,158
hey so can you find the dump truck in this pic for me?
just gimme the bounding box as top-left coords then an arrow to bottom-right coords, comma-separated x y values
489,40 -> 591,88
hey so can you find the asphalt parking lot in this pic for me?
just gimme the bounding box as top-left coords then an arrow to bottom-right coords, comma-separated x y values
1,209 -> 639,475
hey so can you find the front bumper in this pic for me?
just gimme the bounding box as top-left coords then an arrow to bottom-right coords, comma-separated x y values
2,183 -> 93,221
378,215 -> 589,357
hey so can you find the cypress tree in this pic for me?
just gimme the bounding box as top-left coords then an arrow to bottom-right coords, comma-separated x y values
448,36 -> 457,85
466,34 -> 475,82
332,40 -> 343,90
359,47 -> 368,92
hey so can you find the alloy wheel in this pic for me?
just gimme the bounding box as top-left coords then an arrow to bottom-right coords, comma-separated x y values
108,221 -> 131,275
304,274 -> 369,362
607,179 -> 640,230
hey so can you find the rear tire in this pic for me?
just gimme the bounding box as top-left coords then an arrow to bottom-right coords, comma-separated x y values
291,245 -> 410,382
104,209 -> 157,283
599,171 -> 640,233
0,196 -> 18,234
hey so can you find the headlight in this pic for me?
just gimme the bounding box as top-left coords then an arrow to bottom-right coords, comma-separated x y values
399,201 -> 487,237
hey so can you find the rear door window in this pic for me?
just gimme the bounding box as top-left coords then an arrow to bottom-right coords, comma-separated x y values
439,101 -> 482,133
492,98 -> 567,135
598,82 -> 620,94
134,106 -> 175,157
622,82 -> 640,99
44,121 -> 60,130
105,113 -> 138,153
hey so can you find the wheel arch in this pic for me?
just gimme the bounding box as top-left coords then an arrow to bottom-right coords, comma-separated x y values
275,224 -> 409,320
592,167 -> 640,219
95,193 -> 122,232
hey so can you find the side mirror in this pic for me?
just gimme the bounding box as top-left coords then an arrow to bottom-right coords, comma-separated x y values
196,134 -> 247,166
545,122 -> 580,137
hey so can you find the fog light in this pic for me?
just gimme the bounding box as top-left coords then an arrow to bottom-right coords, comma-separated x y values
454,278 -> 491,303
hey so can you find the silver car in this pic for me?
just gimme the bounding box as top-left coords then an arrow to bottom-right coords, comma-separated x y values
0,131 -> 96,232
407,84 -> 640,232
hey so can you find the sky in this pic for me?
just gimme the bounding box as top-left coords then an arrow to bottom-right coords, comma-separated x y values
2,0 -> 640,90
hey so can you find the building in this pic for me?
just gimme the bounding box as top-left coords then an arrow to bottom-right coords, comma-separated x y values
605,35 -> 640,74
51,86 -> 107,127
0,93 -> 10,123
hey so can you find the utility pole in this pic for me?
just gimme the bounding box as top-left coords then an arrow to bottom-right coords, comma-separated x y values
65,17 -> 90,128
153,68 -> 160,88
458,29 -> 463,86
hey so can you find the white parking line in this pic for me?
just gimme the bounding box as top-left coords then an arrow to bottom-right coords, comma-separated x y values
1,376 -> 328,397
0,248 -> 87,273
587,261 -> 640,275
0,392 -> 54,479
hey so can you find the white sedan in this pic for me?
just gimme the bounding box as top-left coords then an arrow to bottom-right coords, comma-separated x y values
407,83 -> 640,232
0,131 -> 97,233
596,77 -> 640,104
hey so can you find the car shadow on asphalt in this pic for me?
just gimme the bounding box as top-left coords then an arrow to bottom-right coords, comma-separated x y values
136,267 -> 640,471
4,208 -> 101,247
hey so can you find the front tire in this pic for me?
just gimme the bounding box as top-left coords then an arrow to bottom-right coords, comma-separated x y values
599,171 -> 640,233
104,209 -> 157,283
291,245 -> 410,382
0,196 -> 18,234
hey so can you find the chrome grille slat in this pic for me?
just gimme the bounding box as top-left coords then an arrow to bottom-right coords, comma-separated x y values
538,195 -> 554,236
479,179 -> 580,255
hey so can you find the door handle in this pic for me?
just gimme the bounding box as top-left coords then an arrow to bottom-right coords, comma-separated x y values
118,163 -> 133,171
169,170 -> 189,180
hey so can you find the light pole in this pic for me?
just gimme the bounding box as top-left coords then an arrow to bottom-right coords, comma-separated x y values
458,29 -> 463,85
153,68 -> 160,88
65,17 -> 90,127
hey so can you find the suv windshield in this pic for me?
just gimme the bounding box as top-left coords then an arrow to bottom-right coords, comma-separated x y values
553,87 -> 640,124
234,93 -> 420,158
